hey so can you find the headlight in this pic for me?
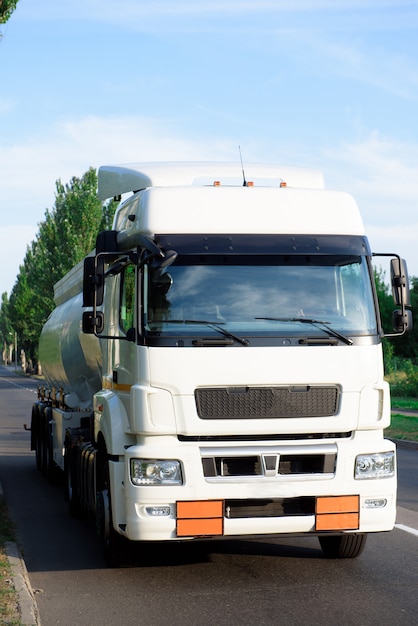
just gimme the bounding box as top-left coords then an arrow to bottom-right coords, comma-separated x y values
130,459 -> 182,486
355,452 -> 395,480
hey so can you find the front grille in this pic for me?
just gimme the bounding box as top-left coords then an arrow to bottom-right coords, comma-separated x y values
195,385 -> 339,419
225,497 -> 315,518
279,454 -> 336,474
202,453 -> 336,477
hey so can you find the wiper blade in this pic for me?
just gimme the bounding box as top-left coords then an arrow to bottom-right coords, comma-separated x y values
255,317 -> 353,346
166,320 -> 249,346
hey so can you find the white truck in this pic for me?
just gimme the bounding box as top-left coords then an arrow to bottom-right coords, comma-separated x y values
30,162 -> 411,566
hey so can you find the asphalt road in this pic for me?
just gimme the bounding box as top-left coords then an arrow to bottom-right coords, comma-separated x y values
1,364 -> 418,626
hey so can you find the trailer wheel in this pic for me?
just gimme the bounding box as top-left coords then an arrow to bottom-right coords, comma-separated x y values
37,405 -> 50,477
30,404 -> 39,453
318,534 -> 367,558
96,460 -> 128,567
33,403 -> 46,471
42,406 -> 57,481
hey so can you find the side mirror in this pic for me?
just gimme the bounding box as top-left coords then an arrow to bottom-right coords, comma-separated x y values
82,311 -> 104,334
391,257 -> 410,307
392,308 -> 413,333
83,256 -> 105,307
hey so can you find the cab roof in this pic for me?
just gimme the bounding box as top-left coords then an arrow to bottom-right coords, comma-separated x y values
97,161 -> 325,201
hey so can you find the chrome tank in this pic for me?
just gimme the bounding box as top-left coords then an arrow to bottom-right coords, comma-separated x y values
39,263 -> 102,410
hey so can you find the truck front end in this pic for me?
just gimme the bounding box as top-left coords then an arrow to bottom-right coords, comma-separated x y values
86,167 -> 410,560
116,233 -> 393,551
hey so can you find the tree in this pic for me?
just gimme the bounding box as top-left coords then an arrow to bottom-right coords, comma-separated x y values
0,1 -> 19,25
9,241 -> 52,361
8,168 -> 117,363
0,291 -> 13,363
374,266 -> 418,367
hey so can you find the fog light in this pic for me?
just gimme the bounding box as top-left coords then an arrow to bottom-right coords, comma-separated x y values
355,452 -> 395,480
365,498 -> 387,508
145,505 -> 171,516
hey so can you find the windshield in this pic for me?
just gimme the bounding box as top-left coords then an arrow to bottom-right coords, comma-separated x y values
144,254 -> 377,341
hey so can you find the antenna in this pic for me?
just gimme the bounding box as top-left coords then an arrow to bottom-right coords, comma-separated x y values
238,145 -> 247,187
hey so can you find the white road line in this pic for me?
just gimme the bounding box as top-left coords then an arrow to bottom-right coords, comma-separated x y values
395,523 -> 418,537
0,376 -> 37,394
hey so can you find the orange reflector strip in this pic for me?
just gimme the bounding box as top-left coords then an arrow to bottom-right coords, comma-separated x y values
315,495 -> 360,531
177,500 -> 223,518
316,495 -> 359,514
316,512 -> 359,531
176,500 -> 224,537
177,518 -> 224,537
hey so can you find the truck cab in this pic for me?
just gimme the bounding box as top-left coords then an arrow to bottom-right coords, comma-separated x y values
35,162 -> 411,565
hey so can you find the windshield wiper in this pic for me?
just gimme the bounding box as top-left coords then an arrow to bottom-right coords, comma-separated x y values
255,317 -> 353,346
166,320 -> 250,346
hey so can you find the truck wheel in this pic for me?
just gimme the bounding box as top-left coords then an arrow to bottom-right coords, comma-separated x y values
42,406 -> 57,481
96,461 -> 128,567
33,403 -> 46,471
37,405 -> 50,477
64,446 -> 84,517
318,534 -> 367,558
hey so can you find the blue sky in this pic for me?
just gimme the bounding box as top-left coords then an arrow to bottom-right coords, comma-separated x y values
1,0 -> 418,296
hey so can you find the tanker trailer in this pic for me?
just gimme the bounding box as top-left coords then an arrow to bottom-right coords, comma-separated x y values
30,258 -> 102,486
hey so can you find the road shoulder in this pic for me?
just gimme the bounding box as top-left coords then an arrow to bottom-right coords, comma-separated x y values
5,541 -> 41,626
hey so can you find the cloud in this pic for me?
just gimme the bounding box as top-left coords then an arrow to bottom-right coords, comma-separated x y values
0,115 -> 238,294
367,223 -> 418,282
2,117 -> 418,228
319,132 -> 418,277
1,115 -> 418,296
0,115 -> 238,225
322,131 -> 418,218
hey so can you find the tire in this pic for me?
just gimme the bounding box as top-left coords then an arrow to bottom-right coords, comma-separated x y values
30,404 -> 39,453
33,403 -> 46,472
37,405 -> 51,477
64,446 -> 84,517
318,533 -> 367,558
42,406 -> 57,481
96,460 -> 129,567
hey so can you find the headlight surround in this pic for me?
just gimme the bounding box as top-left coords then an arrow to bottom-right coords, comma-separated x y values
130,459 -> 182,486
355,452 -> 395,480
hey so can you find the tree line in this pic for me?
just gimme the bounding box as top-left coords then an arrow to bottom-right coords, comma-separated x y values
0,168 -> 117,370
1,166 -> 418,373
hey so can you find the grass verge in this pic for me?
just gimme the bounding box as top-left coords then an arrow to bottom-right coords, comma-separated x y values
0,499 -> 21,625
387,396 -> 418,442
390,397 -> 418,412
386,413 -> 418,442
